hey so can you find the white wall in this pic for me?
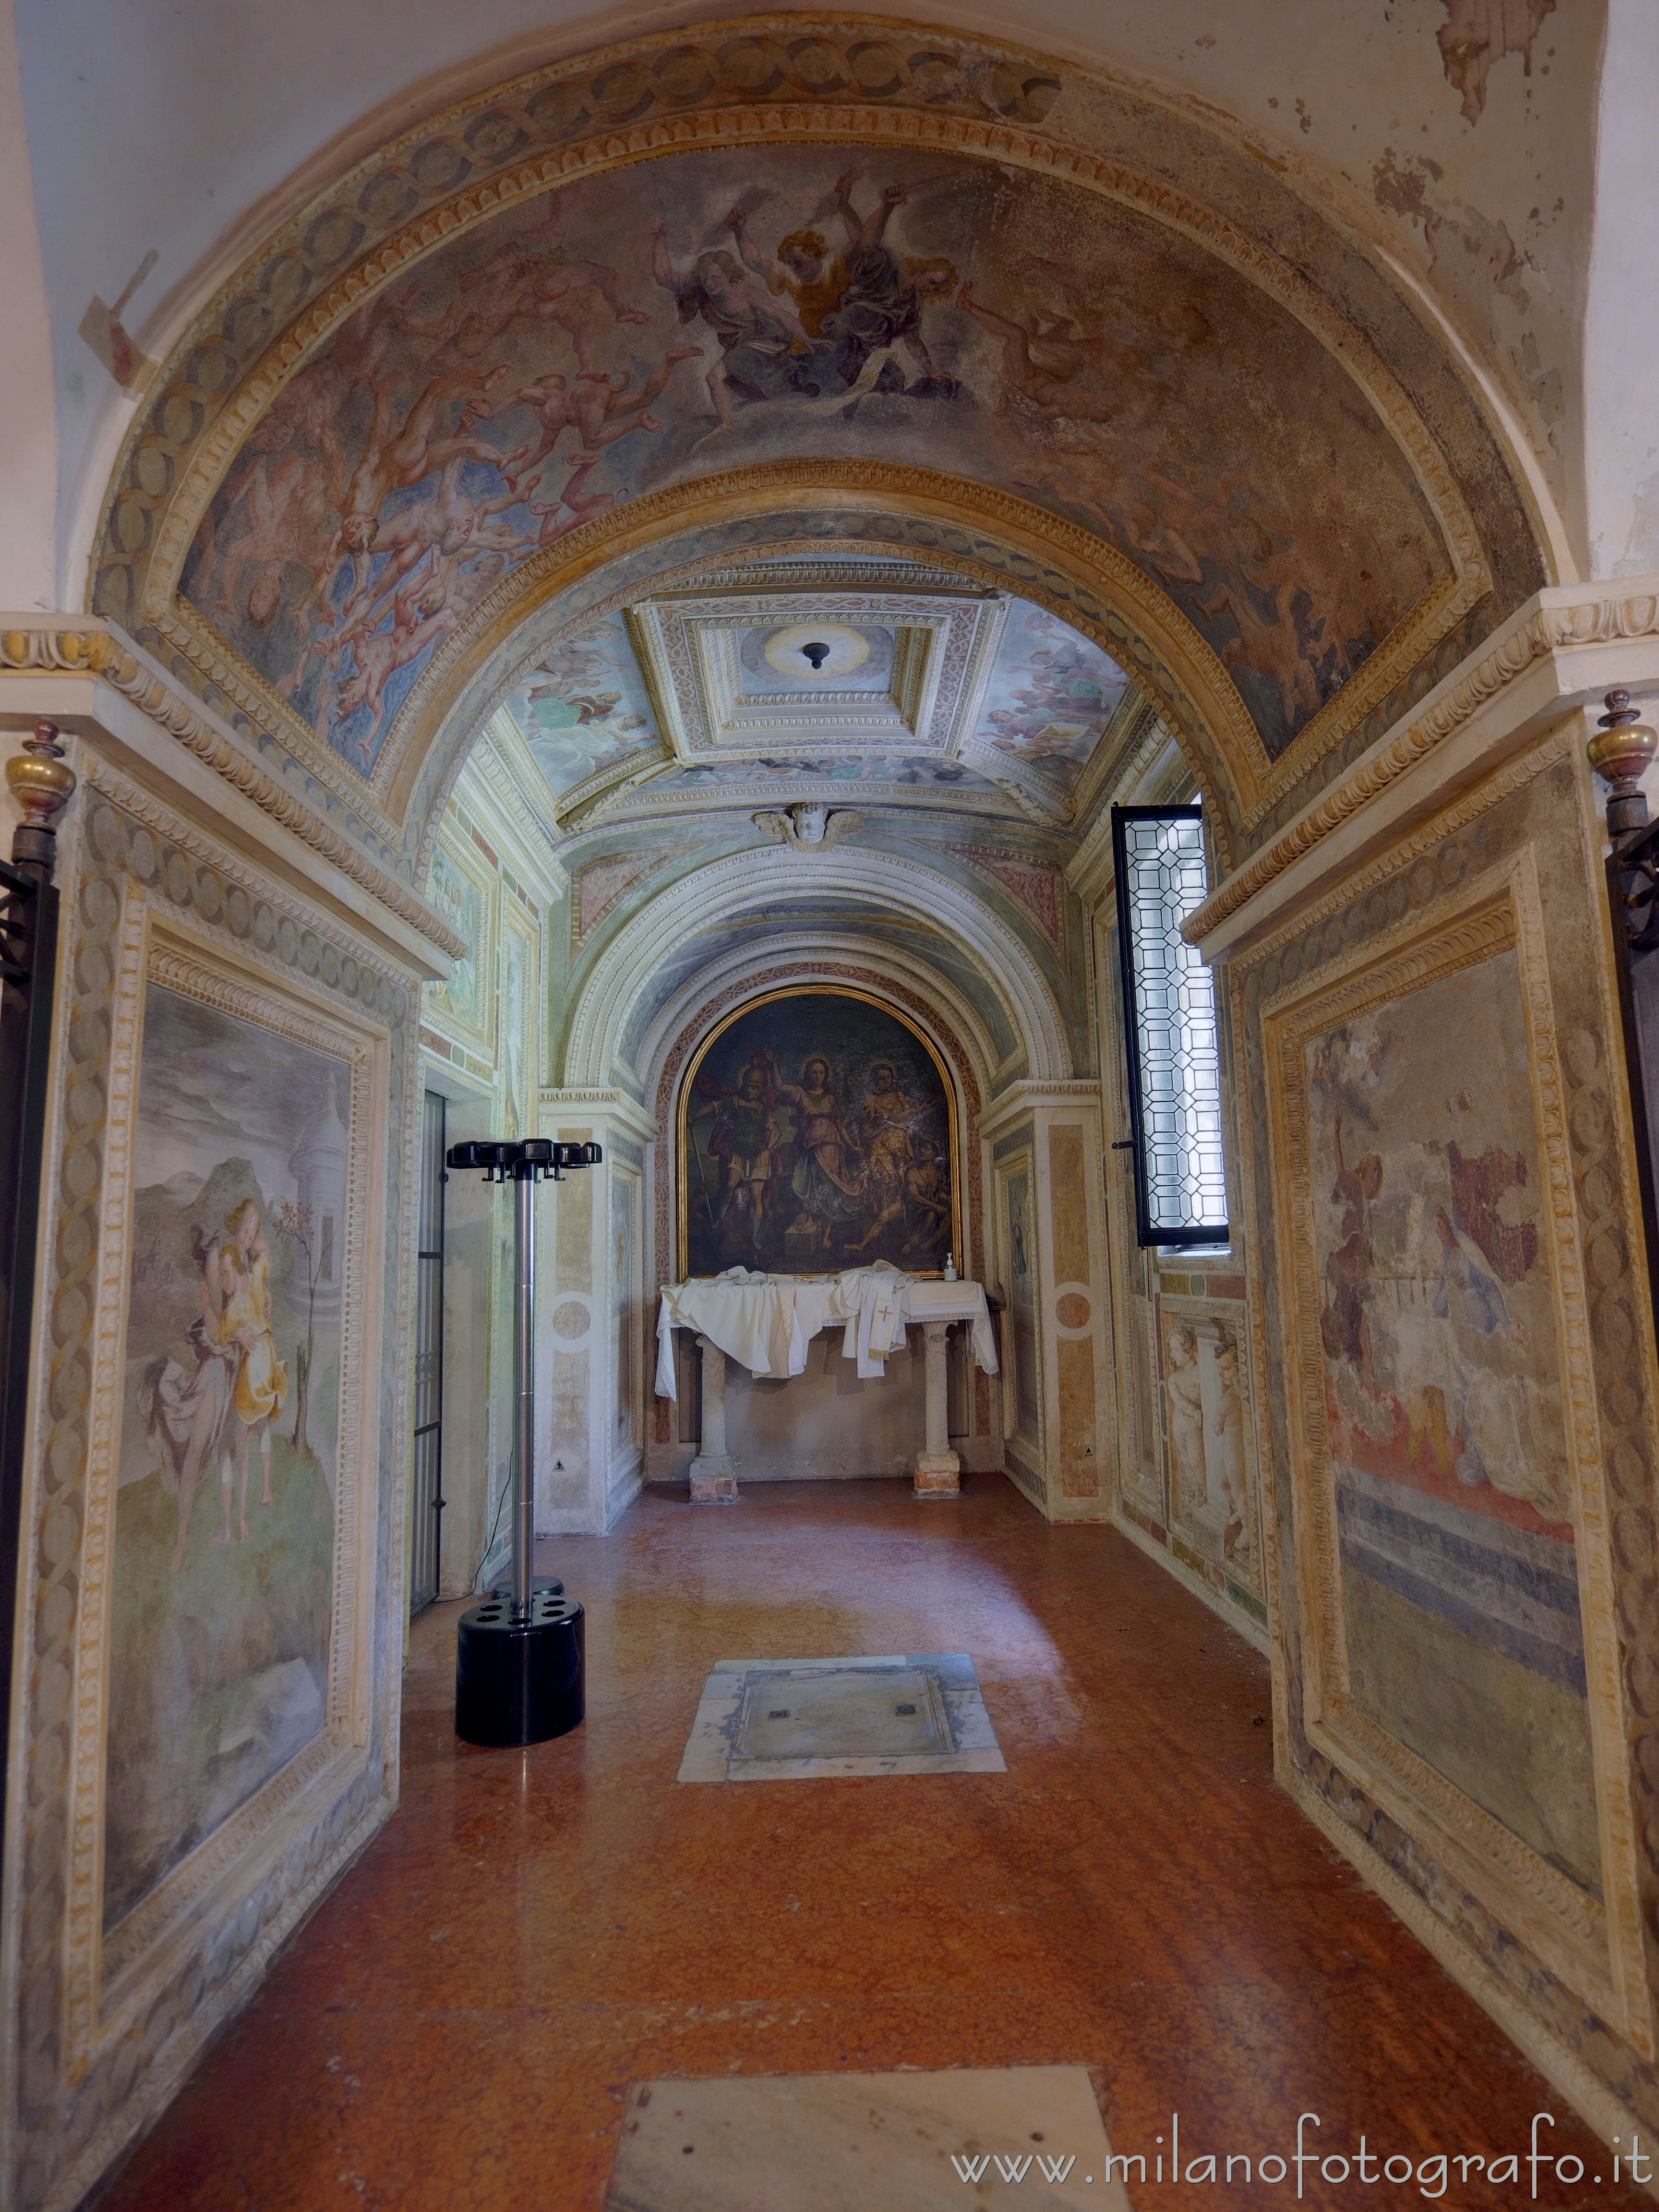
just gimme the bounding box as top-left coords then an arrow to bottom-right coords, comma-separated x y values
1582,0 -> 1659,578
0,0 -> 58,612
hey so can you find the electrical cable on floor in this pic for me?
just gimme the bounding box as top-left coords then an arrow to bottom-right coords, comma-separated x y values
471,1465 -> 512,1594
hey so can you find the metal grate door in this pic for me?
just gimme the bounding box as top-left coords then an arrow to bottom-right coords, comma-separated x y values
410,1091 -> 446,1614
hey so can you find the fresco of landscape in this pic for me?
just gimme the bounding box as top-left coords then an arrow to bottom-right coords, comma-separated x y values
180,145 -> 1449,776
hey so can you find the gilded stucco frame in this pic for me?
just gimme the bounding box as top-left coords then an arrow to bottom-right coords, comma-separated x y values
1261,845 -> 1651,2056
675,984 -> 962,1281
61,897 -> 392,2080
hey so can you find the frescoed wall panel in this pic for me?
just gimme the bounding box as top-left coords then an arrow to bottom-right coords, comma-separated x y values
1246,748 -> 1655,2068
613,1166 -> 640,1467
106,981 -> 353,1931
1157,1294 -> 1258,1598
497,906 -> 539,1143
7,759 -> 413,2212
1304,937 -> 1595,1888
1005,1160 -> 1043,1456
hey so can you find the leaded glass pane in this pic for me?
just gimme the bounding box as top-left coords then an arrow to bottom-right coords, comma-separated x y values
1111,807 -> 1229,1245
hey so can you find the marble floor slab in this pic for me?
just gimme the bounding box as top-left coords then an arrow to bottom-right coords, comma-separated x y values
603,2066 -> 1133,2211
677,1652 -> 1006,1781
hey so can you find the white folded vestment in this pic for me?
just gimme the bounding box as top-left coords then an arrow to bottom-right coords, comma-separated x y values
654,1263 -> 998,1401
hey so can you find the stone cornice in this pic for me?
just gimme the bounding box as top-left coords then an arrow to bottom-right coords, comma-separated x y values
0,620 -> 467,963
1184,583 -> 1659,954
539,1087 -> 659,1143
979,1079 -> 1104,1142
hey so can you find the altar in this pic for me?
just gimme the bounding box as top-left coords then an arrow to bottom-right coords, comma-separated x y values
655,1266 -> 999,1501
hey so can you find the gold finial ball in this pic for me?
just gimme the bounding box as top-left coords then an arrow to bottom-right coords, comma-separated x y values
6,719 -> 77,834
1587,688 -> 1659,787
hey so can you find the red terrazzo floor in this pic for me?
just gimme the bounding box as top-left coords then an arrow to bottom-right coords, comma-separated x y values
92,1477 -> 1632,2210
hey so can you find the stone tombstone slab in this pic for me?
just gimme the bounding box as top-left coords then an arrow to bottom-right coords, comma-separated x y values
677,1654 -> 1005,1782
605,2067 -> 1132,2212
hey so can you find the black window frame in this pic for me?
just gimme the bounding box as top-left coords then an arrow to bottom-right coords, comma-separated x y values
1110,802 -> 1231,1250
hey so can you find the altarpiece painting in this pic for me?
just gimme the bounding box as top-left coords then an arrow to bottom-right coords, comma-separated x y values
679,988 -> 957,1278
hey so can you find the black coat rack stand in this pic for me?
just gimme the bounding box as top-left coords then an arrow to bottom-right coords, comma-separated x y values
446,1137 -> 601,1746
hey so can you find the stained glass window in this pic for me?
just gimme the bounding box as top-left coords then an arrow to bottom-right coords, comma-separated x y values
1110,805 -> 1229,1247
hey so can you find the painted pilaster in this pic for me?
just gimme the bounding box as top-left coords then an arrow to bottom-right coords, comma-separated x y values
983,1082 -> 1112,1524
538,1088 -> 656,1536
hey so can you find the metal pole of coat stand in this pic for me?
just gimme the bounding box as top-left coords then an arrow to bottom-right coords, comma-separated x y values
511,1158 -> 536,1616
446,1136 -> 601,1746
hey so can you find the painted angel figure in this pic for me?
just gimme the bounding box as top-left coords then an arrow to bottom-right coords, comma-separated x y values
650,216 -> 822,428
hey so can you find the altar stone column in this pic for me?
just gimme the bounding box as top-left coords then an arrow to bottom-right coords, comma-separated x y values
689,1334 -> 739,1503
914,1320 -> 961,1500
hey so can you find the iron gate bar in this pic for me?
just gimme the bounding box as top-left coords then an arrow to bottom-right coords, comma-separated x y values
410,1091 -> 447,1616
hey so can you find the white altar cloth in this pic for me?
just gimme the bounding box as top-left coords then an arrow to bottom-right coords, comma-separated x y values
655,1265 -> 998,1400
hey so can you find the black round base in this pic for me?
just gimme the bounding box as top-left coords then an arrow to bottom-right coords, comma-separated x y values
456,1592 -> 585,1747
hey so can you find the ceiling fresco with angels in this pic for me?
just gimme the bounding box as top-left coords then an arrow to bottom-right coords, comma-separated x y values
494,589 -> 1132,821
179,143 -> 1454,782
